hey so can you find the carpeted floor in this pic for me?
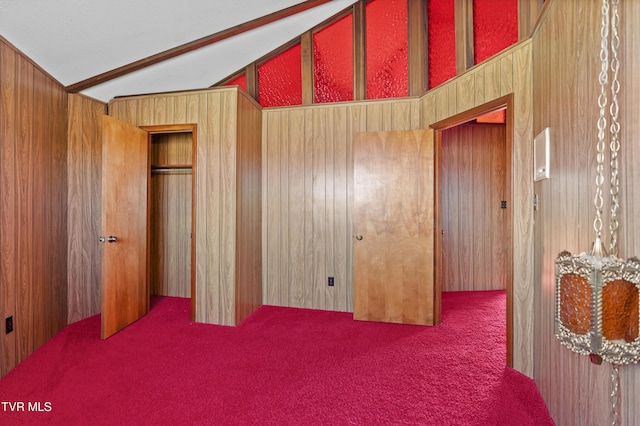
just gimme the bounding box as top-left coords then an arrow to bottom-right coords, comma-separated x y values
0,290 -> 554,425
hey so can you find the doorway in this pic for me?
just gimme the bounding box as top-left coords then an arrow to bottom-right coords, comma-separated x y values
431,95 -> 513,366
142,124 -> 197,321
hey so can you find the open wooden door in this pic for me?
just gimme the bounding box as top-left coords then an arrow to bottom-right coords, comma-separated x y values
353,129 -> 438,325
101,115 -> 149,339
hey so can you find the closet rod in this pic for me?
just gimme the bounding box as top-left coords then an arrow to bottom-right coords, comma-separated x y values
151,167 -> 192,174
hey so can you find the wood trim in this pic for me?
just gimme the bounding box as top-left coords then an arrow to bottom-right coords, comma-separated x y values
353,0 -> 366,101
430,94 -> 512,130
65,0 -> 332,93
454,0 -> 475,75
408,0 -> 427,96
140,123 -> 197,134
518,0 -> 545,41
246,63 -> 257,100
301,31 -> 314,105
433,129 -> 442,324
431,93 -> 514,368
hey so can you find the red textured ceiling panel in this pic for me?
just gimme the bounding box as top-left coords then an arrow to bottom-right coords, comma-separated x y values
365,0 -> 408,99
226,73 -> 247,92
314,13 -> 353,103
473,0 -> 518,64
428,0 -> 456,89
258,43 -> 302,107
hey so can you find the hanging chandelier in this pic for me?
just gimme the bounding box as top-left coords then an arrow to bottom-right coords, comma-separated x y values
554,0 -> 640,367
554,0 -> 639,423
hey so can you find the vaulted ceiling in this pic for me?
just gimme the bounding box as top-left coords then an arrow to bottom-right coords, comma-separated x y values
0,0 -> 357,102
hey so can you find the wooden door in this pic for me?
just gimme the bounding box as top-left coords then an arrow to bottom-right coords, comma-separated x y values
101,115 -> 149,339
353,130 -> 437,325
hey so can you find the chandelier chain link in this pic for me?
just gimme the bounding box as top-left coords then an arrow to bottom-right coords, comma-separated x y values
609,0 -> 621,256
611,364 -> 620,426
594,0 -> 610,241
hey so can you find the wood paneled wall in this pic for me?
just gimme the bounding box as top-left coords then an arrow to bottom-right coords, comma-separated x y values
149,172 -> 192,298
423,40 -> 534,374
108,88 -> 262,326
441,123 -> 507,292
532,0 -> 640,424
0,38 -> 68,377
262,99 -> 421,312
67,94 -> 106,323
149,132 -> 193,298
262,40 -> 533,373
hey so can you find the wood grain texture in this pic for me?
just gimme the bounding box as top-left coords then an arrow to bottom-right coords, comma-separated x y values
353,130 -> 435,325
408,0 -> 427,96
421,40 -> 533,375
0,39 -> 68,377
67,94 -> 106,324
454,0 -> 474,74
532,0 -> 640,424
101,116 -> 149,339
235,93 -> 263,323
108,87 -> 261,326
149,169 -> 192,298
440,123 -> 507,292
262,98 -> 420,313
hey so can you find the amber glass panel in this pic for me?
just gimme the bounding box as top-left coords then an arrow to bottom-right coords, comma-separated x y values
427,0 -> 456,89
226,73 -> 247,92
365,0 -> 408,99
559,273 -> 591,335
314,14 -> 353,103
258,44 -> 302,107
602,280 -> 639,342
473,0 -> 518,64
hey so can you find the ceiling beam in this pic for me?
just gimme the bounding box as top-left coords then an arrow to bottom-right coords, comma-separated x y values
66,0 -> 332,93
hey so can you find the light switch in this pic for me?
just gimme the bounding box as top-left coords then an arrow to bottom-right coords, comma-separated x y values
534,127 -> 550,181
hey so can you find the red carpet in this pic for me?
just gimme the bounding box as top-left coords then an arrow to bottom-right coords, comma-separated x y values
0,291 -> 553,425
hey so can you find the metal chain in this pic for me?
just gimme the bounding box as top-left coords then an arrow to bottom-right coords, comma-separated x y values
609,0 -> 621,256
593,0 -> 610,244
611,364 -> 620,426
609,2 -> 622,423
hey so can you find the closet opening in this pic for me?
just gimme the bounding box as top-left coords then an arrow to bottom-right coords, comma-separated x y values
142,124 -> 197,321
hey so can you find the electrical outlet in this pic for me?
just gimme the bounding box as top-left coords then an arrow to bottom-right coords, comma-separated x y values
6,316 -> 13,334
328,276 -> 334,287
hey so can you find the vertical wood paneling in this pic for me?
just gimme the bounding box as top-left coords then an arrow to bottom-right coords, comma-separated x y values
262,98 -> 419,312
16,54 -> 34,363
287,108 -> 306,308
420,40 -> 534,375
0,38 -> 68,378
532,0 -> 640,425
456,73 -> 475,112
622,2 -> 640,424
265,110 -> 282,306
219,93 -> 236,324
0,41 -> 18,377
440,124 -> 506,292
312,108 -> 327,309
106,87 -> 260,327
332,105 -> 348,311
234,92 -> 262,323
67,94 -> 106,324
32,69 -> 46,348
149,131 -> 192,299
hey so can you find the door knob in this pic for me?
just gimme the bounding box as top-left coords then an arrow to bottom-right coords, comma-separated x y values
107,236 -> 118,243
355,234 -> 363,241
99,236 -> 106,243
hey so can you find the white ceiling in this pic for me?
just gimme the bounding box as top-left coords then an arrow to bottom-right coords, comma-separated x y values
0,0 -> 357,102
